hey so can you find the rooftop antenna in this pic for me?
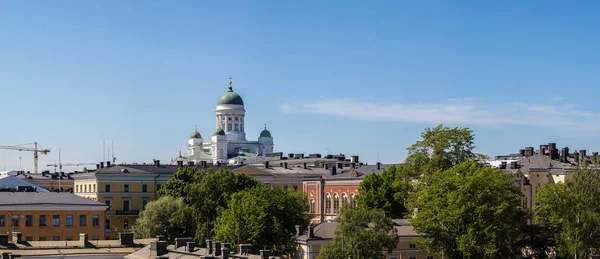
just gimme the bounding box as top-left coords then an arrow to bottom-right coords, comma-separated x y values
112,139 -> 115,163
103,138 -> 106,163
58,148 -> 61,191
377,152 -> 380,163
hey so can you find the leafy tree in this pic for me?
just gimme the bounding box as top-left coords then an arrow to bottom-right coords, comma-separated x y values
357,165 -> 411,218
410,161 -> 526,258
213,185 -> 309,254
157,167 -> 259,243
132,196 -> 194,241
536,167 -> 600,258
404,124 -> 484,177
319,206 -> 398,259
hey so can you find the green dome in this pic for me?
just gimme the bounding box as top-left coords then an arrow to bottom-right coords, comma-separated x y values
260,129 -> 272,138
213,128 -> 226,136
190,127 -> 202,139
218,78 -> 244,105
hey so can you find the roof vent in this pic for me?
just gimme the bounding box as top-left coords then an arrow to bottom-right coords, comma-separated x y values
120,169 -> 129,173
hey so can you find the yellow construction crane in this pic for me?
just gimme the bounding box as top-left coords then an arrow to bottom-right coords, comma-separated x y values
0,142 -> 50,174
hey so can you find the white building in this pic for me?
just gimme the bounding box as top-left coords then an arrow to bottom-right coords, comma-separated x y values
173,78 -> 274,165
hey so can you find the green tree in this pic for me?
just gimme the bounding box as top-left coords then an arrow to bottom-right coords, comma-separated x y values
132,196 -> 194,241
536,167 -> 600,258
357,165 -> 411,218
213,185 -> 309,254
157,167 -> 259,243
404,124 -> 484,177
319,206 -> 398,259
410,161 -> 526,258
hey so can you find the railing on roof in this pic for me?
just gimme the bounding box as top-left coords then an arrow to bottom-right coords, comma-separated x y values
115,210 -> 139,216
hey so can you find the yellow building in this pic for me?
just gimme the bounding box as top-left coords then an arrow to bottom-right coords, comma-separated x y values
0,192 -> 108,241
295,219 -> 437,259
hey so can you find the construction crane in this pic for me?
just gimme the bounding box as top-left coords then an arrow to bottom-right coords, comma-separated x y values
0,142 -> 50,174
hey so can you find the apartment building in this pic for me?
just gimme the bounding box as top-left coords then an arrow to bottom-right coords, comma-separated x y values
0,192 -> 107,241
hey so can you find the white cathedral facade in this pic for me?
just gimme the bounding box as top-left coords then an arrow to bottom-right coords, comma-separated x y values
175,78 -> 274,165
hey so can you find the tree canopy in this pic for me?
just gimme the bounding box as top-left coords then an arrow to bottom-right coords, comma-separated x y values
132,196 -> 194,240
536,167 -> 600,258
319,206 -> 398,259
410,161 -> 526,258
357,164 -> 411,218
213,185 -> 309,254
156,167 -> 259,242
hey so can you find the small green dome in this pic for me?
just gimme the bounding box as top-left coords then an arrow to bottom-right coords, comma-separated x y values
213,128 -> 226,136
218,78 -> 244,105
190,126 -> 202,139
259,124 -> 272,138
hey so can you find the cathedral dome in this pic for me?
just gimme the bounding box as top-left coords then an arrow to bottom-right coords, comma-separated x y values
259,124 -> 272,138
213,128 -> 226,136
217,77 -> 244,105
190,126 -> 202,139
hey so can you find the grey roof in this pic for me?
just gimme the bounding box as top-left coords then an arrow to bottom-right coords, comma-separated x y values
95,164 -> 244,175
0,175 -> 48,192
0,192 -> 107,207
126,244 -> 280,259
237,163 -> 395,180
297,221 -> 337,241
505,154 -> 575,174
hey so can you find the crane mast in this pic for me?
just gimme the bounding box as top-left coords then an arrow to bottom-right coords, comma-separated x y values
0,142 -> 50,174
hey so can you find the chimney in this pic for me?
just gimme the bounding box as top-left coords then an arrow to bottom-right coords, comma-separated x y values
593,152 -> 598,164
510,161 -> 518,169
548,143 -> 557,151
177,160 -> 183,167
580,150 -> 587,161
350,155 -> 359,163
186,242 -> 195,252
96,164 -> 100,169
106,161 -> 111,167
213,241 -> 221,256
150,240 -> 168,257
203,161 -> 208,168
351,162 -> 356,169
284,162 -> 288,169
540,145 -> 547,156
206,240 -> 213,254
325,163 -> 329,169
561,147 -> 569,163
264,161 -> 269,169
216,161 -> 221,166
187,161 -> 195,166
303,163 -> 307,169
222,247 -> 230,259
519,149 -> 525,156
154,160 -> 160,167
308,226 -> 315,238
222,243 -> 231,251
331,166 -> 337,175
0,234 -> 8,246
376,162 -> 381,170
295,225 -> 302,237
574,151 -> 580,163
100,162 -> 104,168
525,147 -> 534,157
11,232 -> 22,243
500,161 -> 507,169
260,250 -> 271,259
288,153 -> 294,159
119,233 -> 134,246
337,162 -> 343,169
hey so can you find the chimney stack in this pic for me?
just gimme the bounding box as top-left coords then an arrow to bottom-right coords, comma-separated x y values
150,240 -> 167,257
593,152 -> 598,164
376,162 -> 381,170
213,241 -> 221,256
351,162 -> 356,169
500,161 -> 507,169
187,161 -> 195,166
186,242 -> 196,252
350,155 -> 359,163
106,161 -> 111,167
308,226 -> 315,238
295,225 -> 302,237
303,163 -> 307,169
206,240 -> 213,254
337,162 -> 343,169
284,162 -> 288,169
580,150 -> 587,161
177,160 -> 183,167
153,160 -> 160,167
264,161 -> 269,169
510,161 -> 518,169
519,149 -> 526,156
525,147 -> 534,157
331,166 -> 337,175
100,162 -> 104,168
222,247 -> 230,259
540,145 -> 547,155
260,250 -> 271,259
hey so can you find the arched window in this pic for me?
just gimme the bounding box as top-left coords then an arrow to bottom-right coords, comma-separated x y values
124,219 -> 129,229
310,199 -> 315,213
105,219 -> 110,230
342,193 -> 348,204
350,193 -> 356,208
333,193 -> 340,214
325,193 -> 332,214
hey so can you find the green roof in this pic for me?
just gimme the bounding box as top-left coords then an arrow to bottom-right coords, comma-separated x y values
190,128 -> 202,139
260,129 -> 272,138
213,128 -> 226,136
217,81 -> 244,105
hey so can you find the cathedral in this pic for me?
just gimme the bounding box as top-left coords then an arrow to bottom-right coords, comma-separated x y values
173,77 -> 274,165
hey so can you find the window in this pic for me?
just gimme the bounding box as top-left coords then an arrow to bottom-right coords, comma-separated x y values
409,257 -> 417,259
53,236 -> 60,241
25,236 -> 33,241
53,215 -> 60,227
333,193 -> 340,214
76,185 -> 79,192
228,117 -> 232,121
228,124 -> 232,131
39,236 -> 46,241
283,185 -> 288,190
427,256 -> 434,259
92,215 -> 100,226
123,200 -> 131,211
66,236 -> 73,241
66,215 -> 73,226
240,124 -> 243,132
293,185 -> 298,191
310,199 -> 315,213
389,257 -> 398,259
12,215 -> 19,227
350,193 -> 356,208
105,219 -> 110,230
325,193 -> 332,214
124,219 -> 129,229
0,215 -> 5,227
93,184 -> 96,192
142,184 -> 148,192
84,185 -> 87,192
92,235 -> 99,240
105,184 -> 111,192
409,243 -> 417,249
235,117 -> 238,121
124,184 -> 129,192
39,215 -> 46,227
105,199 -> 111,211
157,184 -> 162,191
234,124 -> 238,131
80,215 -> 87,227
26,215 -> 32,227
142,198 -> 149,210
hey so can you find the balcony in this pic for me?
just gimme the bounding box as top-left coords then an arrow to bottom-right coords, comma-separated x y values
115,210 -> 140,216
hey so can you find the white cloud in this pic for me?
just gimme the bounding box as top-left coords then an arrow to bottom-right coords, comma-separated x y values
280,97 -> 600,131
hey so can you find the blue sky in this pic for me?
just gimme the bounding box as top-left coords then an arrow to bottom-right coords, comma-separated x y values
1,1 -> 600,171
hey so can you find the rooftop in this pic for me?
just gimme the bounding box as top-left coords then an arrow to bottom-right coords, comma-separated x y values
0,192 -> 107,207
